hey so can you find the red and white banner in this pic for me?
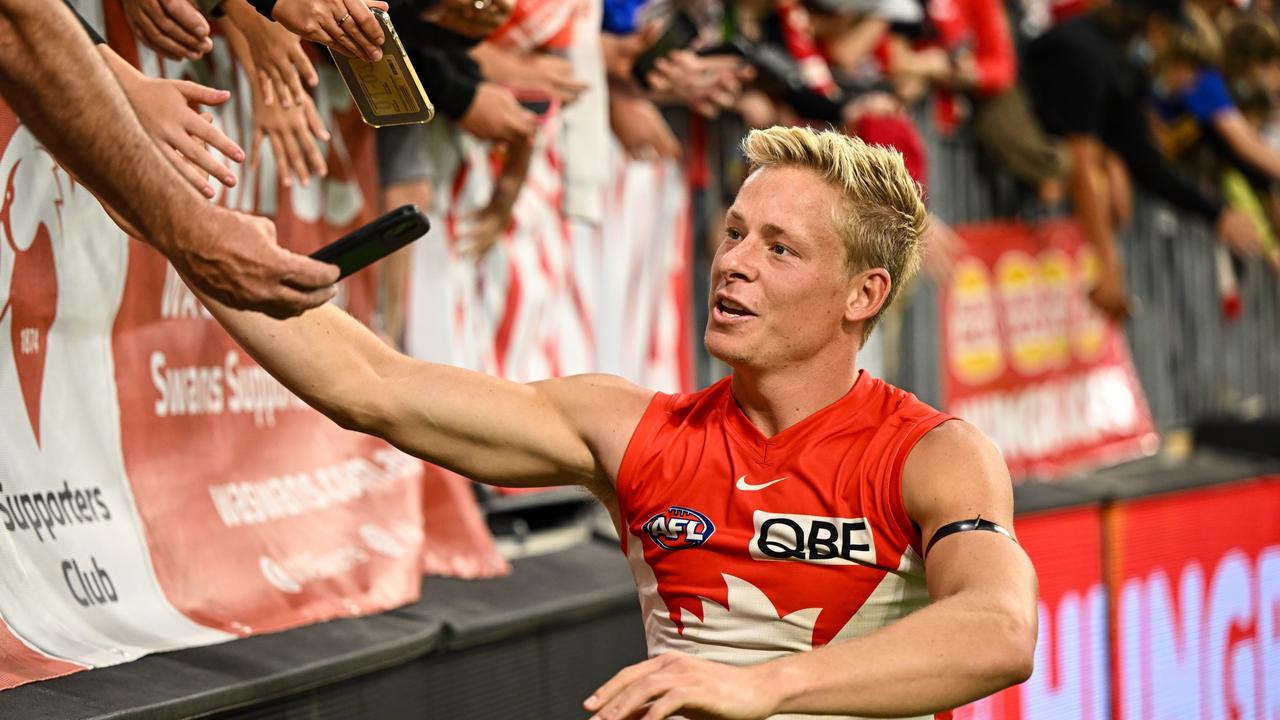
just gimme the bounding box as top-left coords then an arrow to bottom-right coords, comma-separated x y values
403,122 -> 694,500
405,131 -> 693,391
941,220 -> 1158,480
1112,477 -> 1280,720
0,2 -> 504,691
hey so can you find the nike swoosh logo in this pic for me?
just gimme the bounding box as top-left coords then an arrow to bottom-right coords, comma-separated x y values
735,475 -> 788,491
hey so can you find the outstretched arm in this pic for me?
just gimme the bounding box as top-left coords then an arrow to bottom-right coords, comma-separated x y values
194,287 -> 651,493
0,0 -> 339,317
585,420 -> 1037,720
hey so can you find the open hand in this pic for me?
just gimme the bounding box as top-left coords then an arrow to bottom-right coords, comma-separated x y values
609,90 -> 680,160
250,86 -> 330,188
104,48 -> 244,198
225,0 -> 321,108
584,652 -> 779,720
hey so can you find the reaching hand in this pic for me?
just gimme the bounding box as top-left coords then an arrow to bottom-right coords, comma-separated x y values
458,82 -> 536,143
1088,259 -> 1132,323
601,22 -> 663,82
646,50 -> 753,118
270,0 -> 389,63
250,83 -> 330,188
166,206 -> 340,318
103,48 -> 244,198
121,0 -> 213,60
474,46 -> 587,105
458,206 -> 510,259
424,0 -> 515,39
1215,207 -> 1267,261
609,90 -> 680,161
583,652 -> 779,720
225,0 -> 320,108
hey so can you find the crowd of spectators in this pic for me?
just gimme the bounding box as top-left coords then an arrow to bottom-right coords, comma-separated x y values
48,0 -> 1280,333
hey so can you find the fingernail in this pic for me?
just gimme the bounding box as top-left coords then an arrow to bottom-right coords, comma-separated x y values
321,132 -> 332,141
371,49 -> 383,61
233,150 -> 245,162
225,175 -> 237,186
203,185 -> 214,198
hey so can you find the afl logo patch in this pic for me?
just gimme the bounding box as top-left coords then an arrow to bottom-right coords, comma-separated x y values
643,506 -> 715,550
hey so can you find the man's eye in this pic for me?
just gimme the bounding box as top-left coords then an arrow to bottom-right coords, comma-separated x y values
770,243 -> 790,256
725,228 -> 743,241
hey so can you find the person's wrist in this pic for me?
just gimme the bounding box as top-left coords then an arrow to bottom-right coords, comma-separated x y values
750,658 -> 798,715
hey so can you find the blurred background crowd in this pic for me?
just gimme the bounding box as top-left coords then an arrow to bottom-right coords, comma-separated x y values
48,0 -> 1280,480
83,0 -> 1280,338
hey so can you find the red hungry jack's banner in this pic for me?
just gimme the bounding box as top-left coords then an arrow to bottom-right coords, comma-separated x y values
0,0 -> 504,692
1109,477 -> 1280,719
941,220 -> 1158,480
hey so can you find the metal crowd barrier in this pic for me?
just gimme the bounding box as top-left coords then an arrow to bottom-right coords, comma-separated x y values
690,113 -> 1280,430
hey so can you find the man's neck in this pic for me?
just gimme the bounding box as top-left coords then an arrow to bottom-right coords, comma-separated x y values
729,353 -> 860,438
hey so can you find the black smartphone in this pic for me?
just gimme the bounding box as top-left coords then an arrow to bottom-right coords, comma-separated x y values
518,97 -> 552,116
311,204 -> 430,279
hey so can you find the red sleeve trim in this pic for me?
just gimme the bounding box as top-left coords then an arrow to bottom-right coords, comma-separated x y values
887,412 -> 955,559
615,392 -> 670,555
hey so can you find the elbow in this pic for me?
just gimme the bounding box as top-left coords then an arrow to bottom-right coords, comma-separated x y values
985,603 -> 1038,688
328,398 -> 393,438
314,380 -> 393,438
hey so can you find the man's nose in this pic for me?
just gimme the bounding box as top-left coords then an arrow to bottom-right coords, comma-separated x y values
716,238 -> 756,282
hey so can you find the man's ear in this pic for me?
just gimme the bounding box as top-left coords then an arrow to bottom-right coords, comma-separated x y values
845,268 -> 892,325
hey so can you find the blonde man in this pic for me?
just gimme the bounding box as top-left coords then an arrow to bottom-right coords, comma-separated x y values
197,126 -> 1037,720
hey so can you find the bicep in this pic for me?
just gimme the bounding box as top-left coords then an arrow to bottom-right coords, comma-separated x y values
902,420 -> 1034,603
371,367 -> 647,493
368,362 -> 603,489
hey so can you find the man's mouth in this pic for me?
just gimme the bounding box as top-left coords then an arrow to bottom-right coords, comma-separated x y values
713,296 -> 756,320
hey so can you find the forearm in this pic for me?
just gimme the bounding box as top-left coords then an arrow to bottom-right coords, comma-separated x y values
488,137 -> 532,212
763,590 -> 1034,716
0,0 -> 200,249
194,283 -> 396,426
194,284 -> 598,487
1068,141 -> 1121,267
1215,112 -> 1280,181
220,14 -> 257,73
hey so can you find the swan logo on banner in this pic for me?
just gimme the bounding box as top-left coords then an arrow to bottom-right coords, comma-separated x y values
0,132 -> 61,447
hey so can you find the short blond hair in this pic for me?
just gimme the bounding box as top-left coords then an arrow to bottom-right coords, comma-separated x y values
742,126 -> 927,343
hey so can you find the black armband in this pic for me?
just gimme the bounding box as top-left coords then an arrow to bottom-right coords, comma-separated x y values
65,0 -> 106,44
250,0 -> 279,19
925,516 -> 1016,557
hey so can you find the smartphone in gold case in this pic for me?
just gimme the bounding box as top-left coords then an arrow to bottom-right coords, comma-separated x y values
329,9 -> 435,127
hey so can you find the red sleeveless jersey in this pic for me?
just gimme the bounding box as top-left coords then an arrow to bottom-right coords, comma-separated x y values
616,371 -> 953,720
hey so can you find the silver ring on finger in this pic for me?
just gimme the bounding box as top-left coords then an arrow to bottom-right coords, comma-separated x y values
337,12 -> 351,26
